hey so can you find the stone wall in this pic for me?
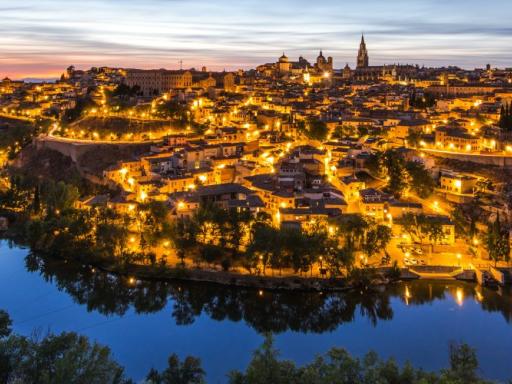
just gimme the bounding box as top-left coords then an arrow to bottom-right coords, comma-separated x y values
425,150 -> 512,168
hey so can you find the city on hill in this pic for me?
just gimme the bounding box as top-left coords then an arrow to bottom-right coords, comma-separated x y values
1,35 -> 512,285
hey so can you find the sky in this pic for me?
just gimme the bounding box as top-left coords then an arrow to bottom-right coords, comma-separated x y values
1,0 -> 512,79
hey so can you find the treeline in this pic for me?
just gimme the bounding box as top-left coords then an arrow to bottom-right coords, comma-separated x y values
0,310 -> 499,384
0,310 -> 127,384
145,204 -> 394,277
224,335 -> 495,384
1,173 -> 396,278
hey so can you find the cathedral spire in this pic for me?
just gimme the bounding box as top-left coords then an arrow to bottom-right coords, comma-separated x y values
357,34 -> 369,68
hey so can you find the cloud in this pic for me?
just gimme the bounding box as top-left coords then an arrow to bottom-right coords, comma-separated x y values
0,0 -> 511,78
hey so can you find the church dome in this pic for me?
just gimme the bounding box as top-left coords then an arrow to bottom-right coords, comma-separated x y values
279,53 -> 289,63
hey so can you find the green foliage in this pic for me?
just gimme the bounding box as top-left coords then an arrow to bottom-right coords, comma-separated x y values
0,310 -> 12,339
95,223 -> 129,258
299,118 -> 328,141
0,117 -> 39,157
406,131 -> 422,147
409,92 -> 436,109
111,84 -> 140,98
61,95 -> 97,125
0,309 -> 497,384
367,150 -> 434,199
383,150 -> 408,198
146,354 -> 205,384
362,225 -> 392,258
357,124 -> 369,137
399,213 -> 444,248
442,343 -> 480,383
0,326 -> 128,384
228,334 -> 297,384
331,125 -> 356,139
451,198 -> 484,239
228,336 -> 492,384
200,243 -> 224,266
499,103 -> 512,131
40,180 -> 80,213
485,214 -> 510,267
168,217 -> 198,264
406,161 -> 435,198
154,100 -> 193,128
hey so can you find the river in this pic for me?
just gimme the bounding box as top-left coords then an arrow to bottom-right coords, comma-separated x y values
0,241 -> 511,383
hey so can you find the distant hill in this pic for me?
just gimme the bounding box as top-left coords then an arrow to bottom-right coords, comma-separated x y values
20,78 -> 58,83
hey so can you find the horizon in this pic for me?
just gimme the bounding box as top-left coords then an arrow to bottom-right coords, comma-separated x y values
1,0 -> 512,79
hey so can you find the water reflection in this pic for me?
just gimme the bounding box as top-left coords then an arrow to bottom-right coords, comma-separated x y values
26,253 -> 512,334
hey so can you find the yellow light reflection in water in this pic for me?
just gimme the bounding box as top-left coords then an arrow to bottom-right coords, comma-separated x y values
456,288 -> 464,306
405,286 -> 411,305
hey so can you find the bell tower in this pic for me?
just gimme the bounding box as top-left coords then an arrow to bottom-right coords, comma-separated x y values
357,34 -> 369,68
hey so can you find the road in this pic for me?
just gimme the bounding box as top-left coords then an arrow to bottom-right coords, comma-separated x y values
44,122 -> 163,145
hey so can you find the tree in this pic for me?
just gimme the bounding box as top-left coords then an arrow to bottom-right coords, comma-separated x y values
332,125 -> 355,139
0,329 -> 127,384
148,354 -> 205,384
224,209 -> 252,258
409,92 -> 436,110
499,102 -> 512,131
406,160 -> 435,198
324,245 -> 354,277
335,214 -> 369,251
40,180 -> 80,213
485,214 -> 510,267
452,198 -> 485,240
199,243 -> 224,267
406,131 -> 422,148
441,343 -> 480,384
400,213 -> 422,243
362,225 -> 392,260
168,217 -> 197,265
246,224 -> 279,275
382,150 -> 408,198
228,334 -> 297,384
422,221 -> 444,253
228,337 -> 491,384
0,310 -> 12,339
61,95 -> 97,124
32,184 -> 41,214
304,119 -> 328,141
95,223 -> 129,258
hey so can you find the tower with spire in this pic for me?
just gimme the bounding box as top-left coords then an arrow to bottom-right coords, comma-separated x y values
357,34 -> 369,68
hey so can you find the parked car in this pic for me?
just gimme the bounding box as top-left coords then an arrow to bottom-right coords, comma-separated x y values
412,247 -> 423,255
404,257 -> 418,266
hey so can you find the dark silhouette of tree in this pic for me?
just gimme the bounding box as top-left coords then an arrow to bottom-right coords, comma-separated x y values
146,354 -> 205,384
499,102 -> 512,131
485,214 -> 510,267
